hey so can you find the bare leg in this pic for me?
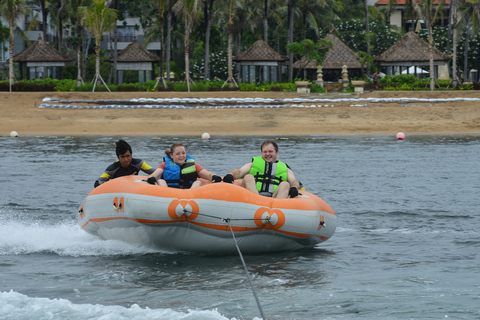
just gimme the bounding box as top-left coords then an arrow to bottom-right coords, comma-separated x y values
190,181 -> 202,189
272,181 -> 290,199
158,179 -> 168,187
242,174 -> 259,194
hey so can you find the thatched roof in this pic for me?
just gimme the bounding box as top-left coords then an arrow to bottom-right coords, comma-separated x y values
292,34 -> 362,69
374,31 -> 450,64
105,39 -> 160,63
13,35 -> 73,63
375,0 -> 448,5
292,56 -> 318,69
233,40 -> 288,62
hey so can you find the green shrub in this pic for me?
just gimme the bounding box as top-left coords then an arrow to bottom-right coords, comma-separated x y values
239,83 -> 256,91
0,80 -> 55,91
310,83 -> 326,93
63,65 -> 77,80
459,84 -> 473,90
378,74 -> 419,85
117,85 -> 144,92
72,82 -> 117,92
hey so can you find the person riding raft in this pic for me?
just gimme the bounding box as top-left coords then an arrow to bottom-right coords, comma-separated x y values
147,143 -> 217,189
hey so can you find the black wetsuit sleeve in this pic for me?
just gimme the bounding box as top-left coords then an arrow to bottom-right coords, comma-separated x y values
131,158 -> 155,175
94,162 -> 120,187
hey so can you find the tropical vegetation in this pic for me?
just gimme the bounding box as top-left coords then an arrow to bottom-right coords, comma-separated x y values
0,0 -> 480,92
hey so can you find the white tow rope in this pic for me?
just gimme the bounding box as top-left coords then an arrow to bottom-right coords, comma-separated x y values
183,209 -> 267,319
224,218 -> 267,320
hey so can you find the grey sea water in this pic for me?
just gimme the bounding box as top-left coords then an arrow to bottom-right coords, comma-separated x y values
1,135 -> 479,320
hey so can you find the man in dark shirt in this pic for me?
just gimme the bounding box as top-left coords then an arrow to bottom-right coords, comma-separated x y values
94,140 -> 155,188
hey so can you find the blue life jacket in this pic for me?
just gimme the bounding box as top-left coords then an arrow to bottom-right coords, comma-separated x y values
162,154 -> 197,188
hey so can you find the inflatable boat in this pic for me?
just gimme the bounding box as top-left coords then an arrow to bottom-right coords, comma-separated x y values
78,176 -> 336,254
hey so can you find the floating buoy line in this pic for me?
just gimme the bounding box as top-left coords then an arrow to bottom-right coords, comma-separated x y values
38,97 -> 479,110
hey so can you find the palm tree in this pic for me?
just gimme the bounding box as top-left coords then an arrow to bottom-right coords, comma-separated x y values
221,0 -> 241,88
297,0 -> 322,39
165,0 -> 176,81
203,0 -> 215,80
79,0 -> 117,91
173,0 -> 201,92
287,0 -> 296,81
414,0 -> 445,91
155,0 -> 168,87
363,0 -> 371,76
0,0 -> 27,92
143,0 -> 170,88
449,0 -> 459,86
67,0 -> 92,86
33,0 -> 49,42
231,0 -> 255,83
263,0 -> 269,43
269,0 -> 286,53
457,0 -> 480,83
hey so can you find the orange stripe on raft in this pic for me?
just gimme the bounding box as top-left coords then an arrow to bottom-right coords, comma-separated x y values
88,176 -> 335,215
82,216 -> 262,232
81,217 -> 177,229
81,216 -> 327,239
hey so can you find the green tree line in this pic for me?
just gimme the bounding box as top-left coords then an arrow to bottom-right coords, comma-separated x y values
1,0 -> 480,92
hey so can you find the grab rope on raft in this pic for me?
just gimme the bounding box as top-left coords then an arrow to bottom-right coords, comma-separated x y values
184,208 -> 267,319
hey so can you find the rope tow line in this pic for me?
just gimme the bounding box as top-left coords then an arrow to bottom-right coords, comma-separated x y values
182,208 -> 267,319
225,218 -> 267,320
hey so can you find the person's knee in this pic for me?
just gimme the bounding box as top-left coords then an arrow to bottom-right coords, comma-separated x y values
272,181 -> 290,199
242,174 -> 255,186
191,181 -> 202,189
278,181 -> 289,190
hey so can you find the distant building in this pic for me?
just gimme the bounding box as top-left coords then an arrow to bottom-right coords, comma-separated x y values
105,38 -> 161,84
374,31 -> 451,79
1,8 -> 161,80
233,40 -> 288,83
99,16 -> 160,58
375,0 -> 450,33
13,35 -> 74,80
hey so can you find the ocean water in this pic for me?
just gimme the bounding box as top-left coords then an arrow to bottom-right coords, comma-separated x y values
1,134 -> 479,320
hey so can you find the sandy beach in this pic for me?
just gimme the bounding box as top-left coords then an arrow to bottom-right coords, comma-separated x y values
1,90 -> 479,136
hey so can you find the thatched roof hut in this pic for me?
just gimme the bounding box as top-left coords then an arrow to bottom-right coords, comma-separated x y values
374,31 -> 451,77
233,40 -> 288,83
105,38 -> 161,84
12,35 -> 74,80
292,34 -> 362,81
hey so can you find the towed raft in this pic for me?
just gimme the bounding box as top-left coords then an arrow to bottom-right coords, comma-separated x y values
78,176 -> 336,254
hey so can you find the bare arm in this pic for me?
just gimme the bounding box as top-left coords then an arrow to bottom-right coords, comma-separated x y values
148,167 -> 164,180
287,168 -> 300,189
229,163 -> 253,179
198,169 -> 215,180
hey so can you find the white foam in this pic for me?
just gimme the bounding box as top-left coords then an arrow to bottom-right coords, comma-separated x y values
0,219 -> 158,256
0,291 -> 239,320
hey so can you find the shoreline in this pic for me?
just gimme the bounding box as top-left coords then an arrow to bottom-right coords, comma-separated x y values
2,91 -> 480,136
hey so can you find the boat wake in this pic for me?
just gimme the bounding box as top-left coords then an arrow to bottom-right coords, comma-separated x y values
0,291 -> 239,320
0,217 -> 158,257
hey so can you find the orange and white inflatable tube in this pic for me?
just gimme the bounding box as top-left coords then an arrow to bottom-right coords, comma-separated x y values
78,175 -> 336,254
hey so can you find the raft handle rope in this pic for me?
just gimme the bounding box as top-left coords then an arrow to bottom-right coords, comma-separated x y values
183,208 -> 267,319
183,208 -> 270,222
